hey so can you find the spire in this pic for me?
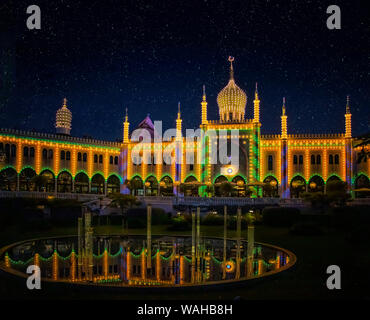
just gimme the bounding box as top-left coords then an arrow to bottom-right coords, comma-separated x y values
228,56 -> 234,80
202,85 -> 206,101
177,101 -> 181,119
63,97 -> 67,107
124,107 -> 128,122
255,82 -> 259,99
201,85 -> 208,125
346,95 -> 351,114
282,97 -> 286,115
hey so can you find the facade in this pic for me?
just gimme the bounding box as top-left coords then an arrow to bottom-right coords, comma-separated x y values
0,58 -> 369,197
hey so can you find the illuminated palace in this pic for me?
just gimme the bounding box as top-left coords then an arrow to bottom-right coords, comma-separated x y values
0,57 -> 369,198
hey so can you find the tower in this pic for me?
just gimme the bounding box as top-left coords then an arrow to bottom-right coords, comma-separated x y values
344,95 -> 353,192
55,98 -> 72,135
281,97 -> 289,198
217,56 -> 247,122
201,85 -> 208,125
123,108 -> 130,143
253,83 -> 260,123
176,102 -> 182,141
174,102 -> 183,194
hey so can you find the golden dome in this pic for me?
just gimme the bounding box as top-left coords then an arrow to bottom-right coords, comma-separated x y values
55,98 -> 72,135
217,57 -> 247,122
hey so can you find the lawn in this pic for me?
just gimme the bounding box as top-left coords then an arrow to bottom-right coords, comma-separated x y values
0,221 -> 368,300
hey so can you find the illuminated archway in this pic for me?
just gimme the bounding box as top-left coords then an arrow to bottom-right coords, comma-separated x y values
290,175 -> 306,198
107,175 -> 120,194
57,171 -> 72,193
19,167 -> 36,191
0,167 -> 17,191
160,175 -> 173,196
308,175 -> 325,193
130,176 -> 144,196
354,174 -> 370,198
91,173 -> 105,194
263,176 -> 279,197
40,170 -> 55,192
145,176 -> 158,196
214,175 -> 228,197
75,172 -> 89,194
183,175 -> 199,196
232,175 -> 246,197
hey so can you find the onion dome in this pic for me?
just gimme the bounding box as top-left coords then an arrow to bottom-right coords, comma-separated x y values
217,56 -> 247,122
55,98 -> 72,135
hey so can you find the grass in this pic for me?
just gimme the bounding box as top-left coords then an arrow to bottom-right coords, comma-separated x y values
0,222 -> 369,300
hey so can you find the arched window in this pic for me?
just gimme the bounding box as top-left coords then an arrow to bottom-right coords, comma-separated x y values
316,155 -> 321,165
311,155 -> 315,165
268,155 -> 273,171
5,144 -> 10,158
293,155 -> 298,165
94,154 -> 98,163
329,154 -> 333,164
114,156 -> 118,165
30,147 -> 35,158
48,149 -> 53,159
299,155 -> 303,165
42,149 -> 48,159
83,153 -> 87,162
11,145 -> 16,157
334,154 -> 339,165
23,147 -> 29,157
61,150 -> 65,160
66,151 -> 71,161
0,143 -> 3,151
78,152 -> 82,161
99,155 -> 103,164
109,156 -> 113,164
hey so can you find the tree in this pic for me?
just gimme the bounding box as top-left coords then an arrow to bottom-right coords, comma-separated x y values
326,180 -> 351,206
353,133 -> 370,164
109,193 -> 140,233
219,182 -> 234,197
31,174 -> 49,191
205,185 -> 214,197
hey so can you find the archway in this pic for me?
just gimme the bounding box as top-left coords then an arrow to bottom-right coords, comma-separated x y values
75,172 -> 89,194
354,174 -> 370,198
39,170 -> 55,192
160,176 -> 173,196
290,175 -> 306,198
232,175 -> 246,197
0,168 -> 17,191
91,173 -> 105,194
130,176 -> 144,196
183,175 -> 199,197
214,175 -> 228,197
145,176 -> 158,196
19,168 -> 36,191
326,175 -> 341,184
107,175 -> 120,194
308,175 -> 325,193
57,171 -> 72,193
263,176 -> 279,197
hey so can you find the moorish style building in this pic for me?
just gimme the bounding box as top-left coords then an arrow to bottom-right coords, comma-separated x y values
0,57 -> 369,198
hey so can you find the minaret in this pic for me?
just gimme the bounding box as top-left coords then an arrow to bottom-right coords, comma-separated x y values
201,85 -> 208,125
176,102 -> 182,141
123,108 -> 130,143
345,95 -> 352,138
253,82 -> 260,123
281,97 -> 289,198
281,97 -> 288,139
55,98 -> 72,135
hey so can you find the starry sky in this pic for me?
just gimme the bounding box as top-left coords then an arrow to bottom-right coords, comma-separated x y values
0,0 -> 369,141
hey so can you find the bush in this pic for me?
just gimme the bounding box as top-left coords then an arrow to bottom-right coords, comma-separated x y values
262,207 -> 301,227
201,213 -> 224,226
289,222 -> 323,236
127,217 -> 146,229
167,216 -> 191,231
227,216 -> 248,229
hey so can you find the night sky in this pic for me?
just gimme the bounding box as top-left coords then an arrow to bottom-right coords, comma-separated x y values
1,0 -> 369,141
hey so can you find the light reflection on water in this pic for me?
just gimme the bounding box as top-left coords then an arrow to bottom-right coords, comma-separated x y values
3,236 -> 292,286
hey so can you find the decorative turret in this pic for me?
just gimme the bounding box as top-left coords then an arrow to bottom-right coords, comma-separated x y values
281,97 -> 288,139
123,108 -> 130,143
176,102 -> 182,141
201,85 -> 208,125
217,56 -> 247,122
253,82 -> 260,123
55,98 -> 72,135
345,95 -> 352,138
